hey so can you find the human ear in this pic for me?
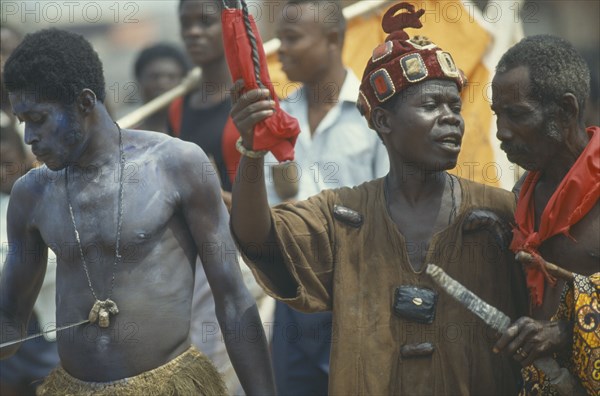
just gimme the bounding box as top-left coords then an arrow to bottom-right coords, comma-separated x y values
371,107 -> 392,136
558,93 -> 579,124
77,89 -> 97,114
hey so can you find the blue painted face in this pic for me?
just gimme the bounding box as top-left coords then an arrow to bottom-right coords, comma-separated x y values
10,91 -> 83,171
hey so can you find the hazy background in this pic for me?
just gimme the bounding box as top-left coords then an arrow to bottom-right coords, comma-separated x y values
2,0 -> 598,122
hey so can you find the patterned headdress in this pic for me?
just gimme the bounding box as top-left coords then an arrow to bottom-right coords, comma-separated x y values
357,2 -> 466,127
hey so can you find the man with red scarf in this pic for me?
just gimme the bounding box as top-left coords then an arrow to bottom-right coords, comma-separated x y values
492,35 -> 599,394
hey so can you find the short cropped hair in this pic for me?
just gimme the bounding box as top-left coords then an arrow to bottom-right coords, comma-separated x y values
3,28 -> 106,105
286,0 -> 347,41
496,35 -> 590,120
134,43 -> 190,80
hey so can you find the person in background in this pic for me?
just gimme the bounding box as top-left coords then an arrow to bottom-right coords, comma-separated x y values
0,125 -> 59,396
266,1 -> 388,394
0,25 -> 59,396
169,0 -> 237,195
172,2 -> 270,394
133,43 -> 189,132
0,24 -> 22,130
492,35 -> 599,395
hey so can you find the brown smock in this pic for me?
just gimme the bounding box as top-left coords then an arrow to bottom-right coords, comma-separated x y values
241,177 -> 527,395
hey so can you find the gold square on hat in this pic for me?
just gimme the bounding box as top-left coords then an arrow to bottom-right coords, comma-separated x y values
408,36 -> 437,50
400,53 -> 428,83
436,51 -> 459,78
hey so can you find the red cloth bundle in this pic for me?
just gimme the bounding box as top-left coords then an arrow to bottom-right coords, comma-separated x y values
221,8 -> 300,162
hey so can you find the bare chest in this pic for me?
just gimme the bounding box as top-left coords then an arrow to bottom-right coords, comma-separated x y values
390,208 -> 452,272
534,203 -> 600,319
35,164 -> 177,261
388,188 -> 458,271
538,203 -> 600,276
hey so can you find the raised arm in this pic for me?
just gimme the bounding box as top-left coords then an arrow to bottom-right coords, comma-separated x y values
229,81 -> 277,250
0,176 -> 48,358
174,141 -> 275,395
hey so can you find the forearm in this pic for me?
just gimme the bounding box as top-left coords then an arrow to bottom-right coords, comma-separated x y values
216,295 -> 275,395
231,155 -> 275,251
0,262 -> 42,359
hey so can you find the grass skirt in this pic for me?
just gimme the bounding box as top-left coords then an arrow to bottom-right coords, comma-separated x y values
36,345 -> 227,395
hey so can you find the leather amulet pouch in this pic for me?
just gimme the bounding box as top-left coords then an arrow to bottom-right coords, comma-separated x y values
393,285 -> 438,324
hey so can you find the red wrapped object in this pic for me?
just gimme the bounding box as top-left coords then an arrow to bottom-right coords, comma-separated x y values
221,8 -> 300,162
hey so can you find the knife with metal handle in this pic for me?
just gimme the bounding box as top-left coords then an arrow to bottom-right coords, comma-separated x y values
425,264 -> 586,395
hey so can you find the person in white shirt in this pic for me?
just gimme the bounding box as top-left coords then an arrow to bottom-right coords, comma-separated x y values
265,1 -> 388,394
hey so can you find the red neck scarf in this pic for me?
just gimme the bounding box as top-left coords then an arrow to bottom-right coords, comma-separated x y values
511,126 -> 600,306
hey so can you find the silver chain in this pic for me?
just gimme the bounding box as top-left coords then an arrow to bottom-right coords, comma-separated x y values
65,123 -> 125,301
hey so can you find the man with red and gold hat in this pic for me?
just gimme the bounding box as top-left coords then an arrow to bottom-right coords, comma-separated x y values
229,3 -> 527,394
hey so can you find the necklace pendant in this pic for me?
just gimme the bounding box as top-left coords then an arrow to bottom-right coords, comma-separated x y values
88,299 -> 119,328
98,309 -> 110,328
104,299 -> 120,315
88,300 -> 102,323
